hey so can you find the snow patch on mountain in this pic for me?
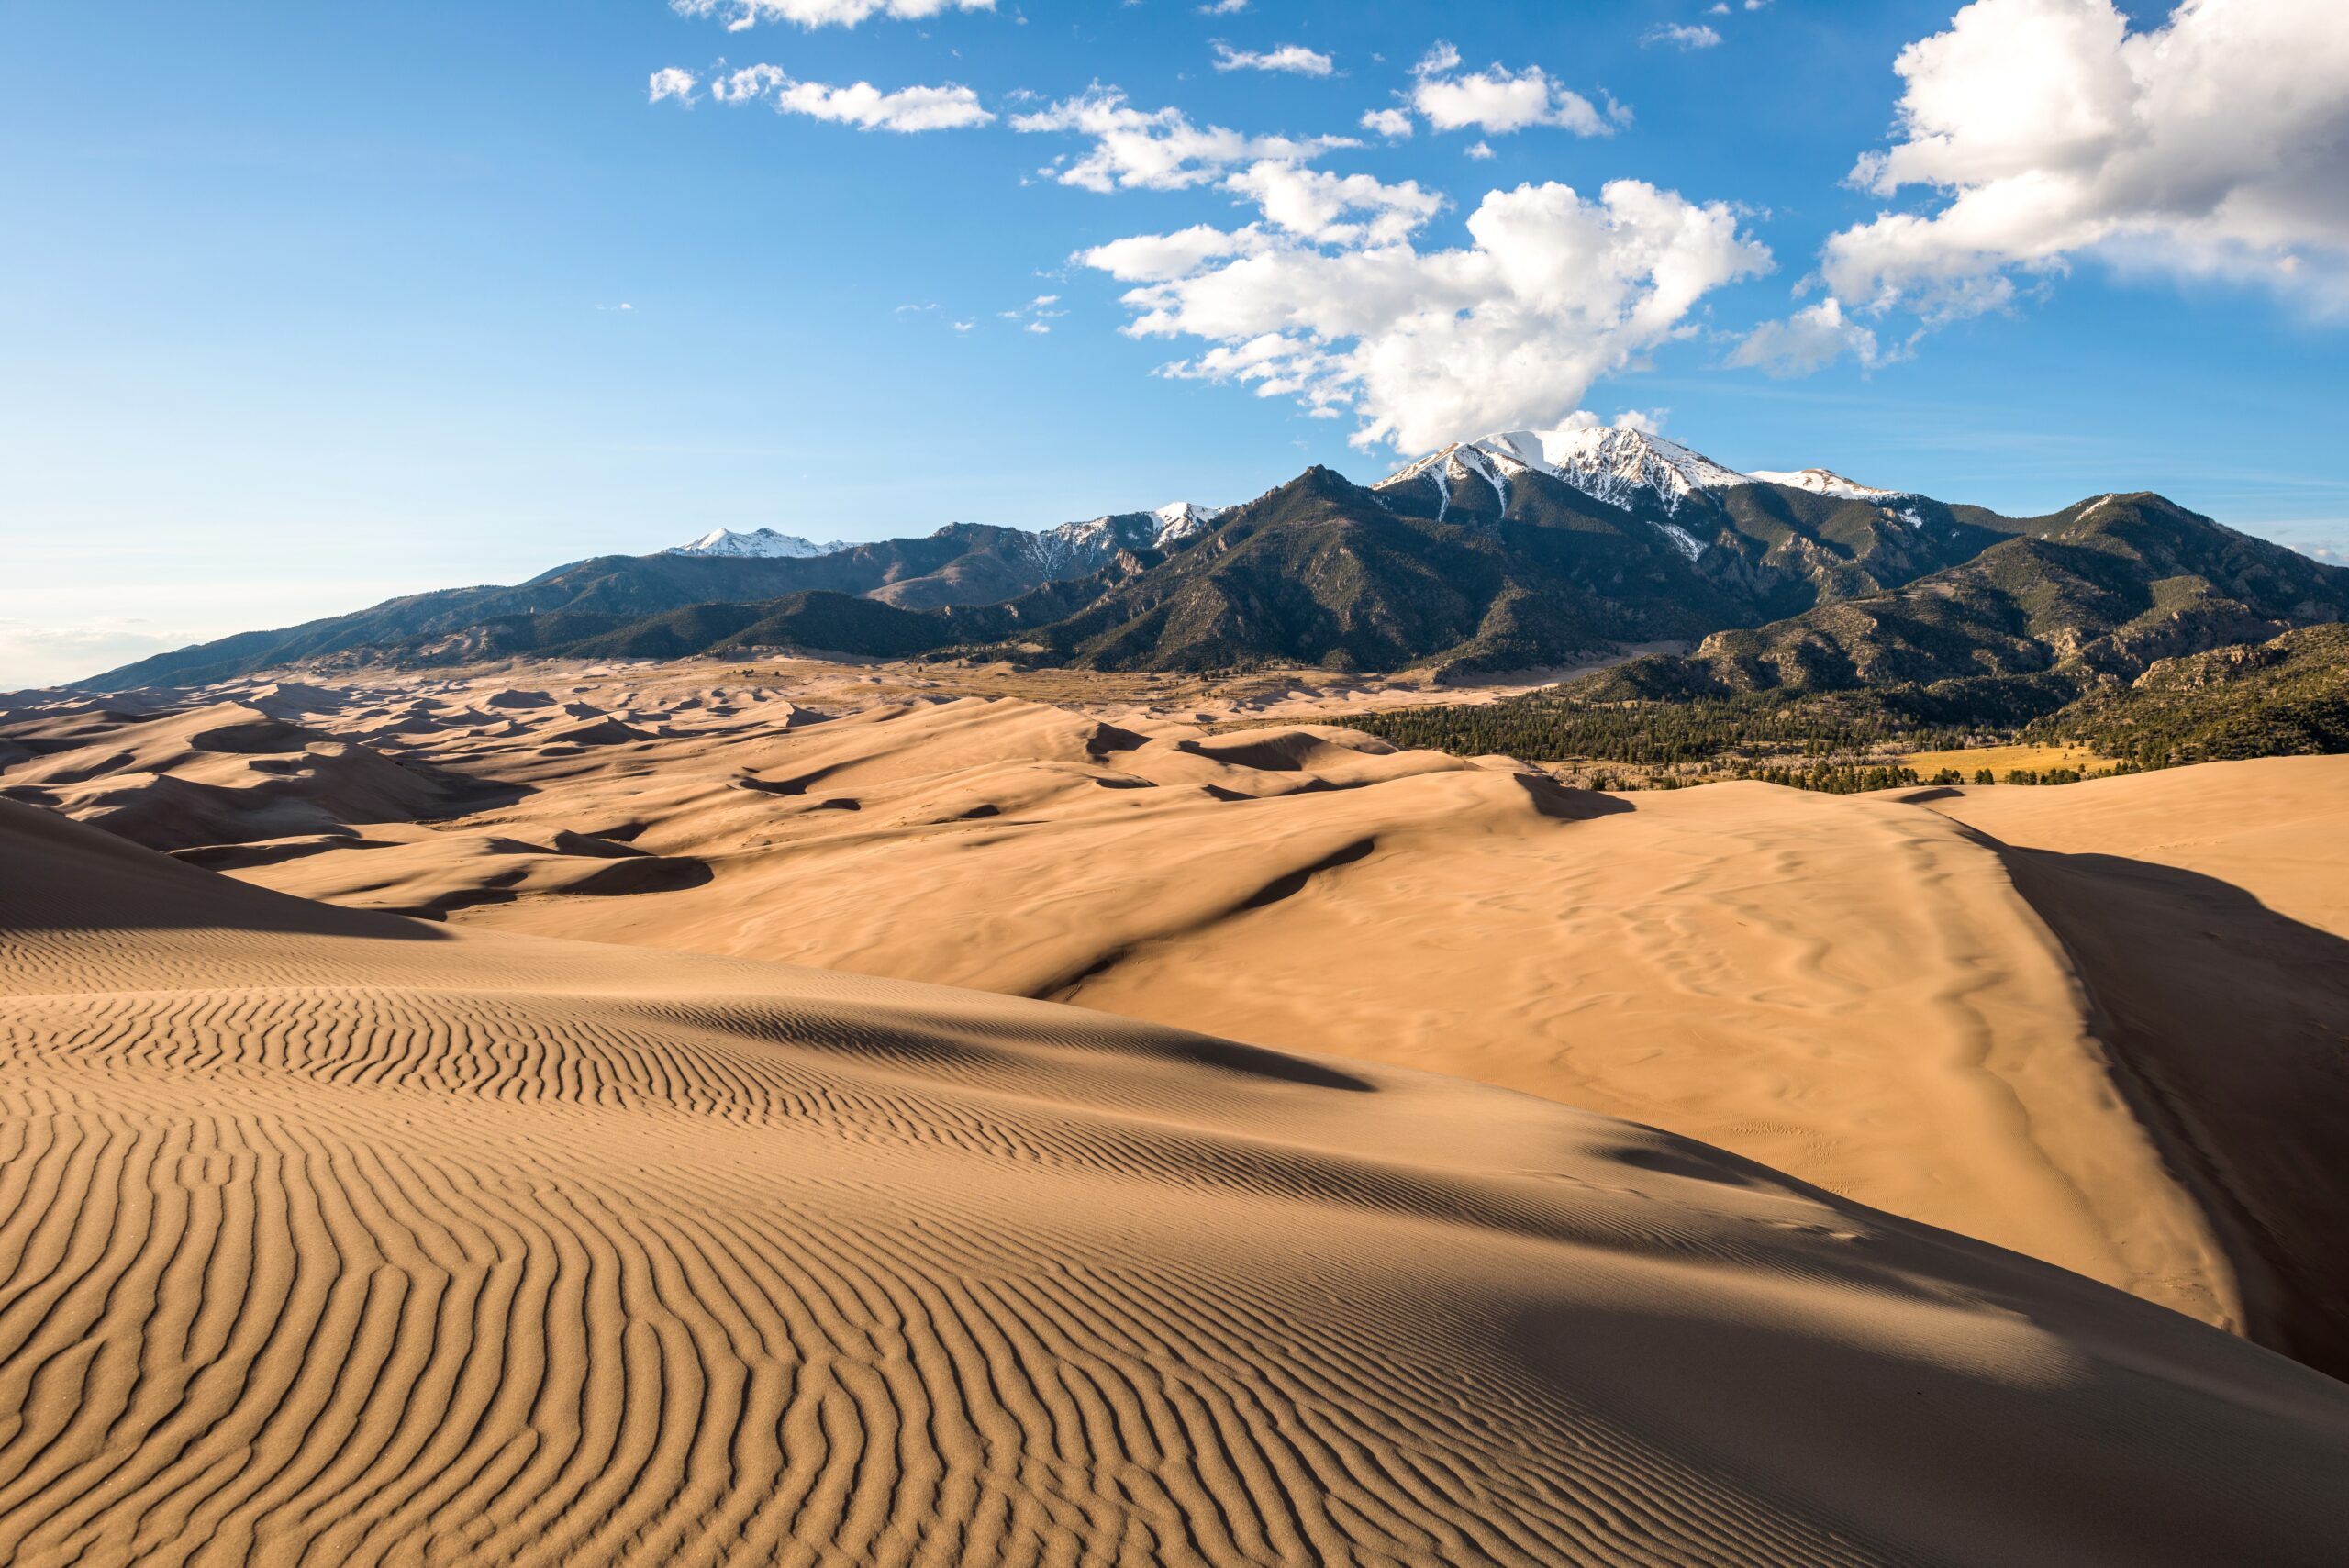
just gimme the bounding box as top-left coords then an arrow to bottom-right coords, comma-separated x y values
1656,522 -> 1709,562
668,504 -> 1221,576
1522,428 -> 1749,513
1375,442 -> 1519,524
1030,503 -> 1226,575
1376,426 -> 1754,558
664,528 -> 850,560
1748,468 -> 1909,502
1150,501 -> 1227,547
1030,516 -> 1127,575
1379,440 -> 1514,513
1378,427 -> 1748,520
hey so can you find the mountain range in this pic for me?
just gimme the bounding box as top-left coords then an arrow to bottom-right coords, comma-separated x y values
1572,489 -> 2349,707
78,429 -> 2347,733
87,500 -> 1243,688
663,500 -> 1222,569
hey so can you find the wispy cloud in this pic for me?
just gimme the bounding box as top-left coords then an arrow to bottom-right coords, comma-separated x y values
1210,42 -> 1334,77
1643,23 -> 1722,50
999,293 -> 1066,333
703,64 -> 994,130
671,0 -> 993,31
1729,297 -> 1883,377
0,620 -> 188,692
1012,87 -> 1356,192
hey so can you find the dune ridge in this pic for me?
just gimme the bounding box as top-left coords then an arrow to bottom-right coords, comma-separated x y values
1925,764 -> 2349,1374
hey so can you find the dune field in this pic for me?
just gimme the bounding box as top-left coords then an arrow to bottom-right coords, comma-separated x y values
5,660 -> 2349,1562
23,0 -> 2349,1560
12,665 -> 2342,1366
6,791 -> 2349,1565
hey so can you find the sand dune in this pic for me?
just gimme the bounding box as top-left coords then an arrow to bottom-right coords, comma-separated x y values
10,671 -> 2349,1380
3,796 -> 2346,1565
203,687 -> 2243,1335
1922,763 -> 2349,1374
0,699 -> 497,851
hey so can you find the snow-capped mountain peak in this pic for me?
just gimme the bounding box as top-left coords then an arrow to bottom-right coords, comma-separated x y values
1032,515 -> 1129,573
1149,500 -> 1227,547
1526,427 -> 1750,512
1376,425 -> 1750,520
1376,441 -> 1517,515
1745,467 -> 1908,502
1030,502 -> 1225,576
663,528 -> 850,560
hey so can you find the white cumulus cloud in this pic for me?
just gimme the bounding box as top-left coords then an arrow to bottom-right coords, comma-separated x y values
1408,42 -> 1620,138
1079,179 -> 1770,451
1222,162 -> 1443,246
672,0 -> 992,29
711,65 -> 993,130
1728,296 -> 1882,376
649,67 -> 699,105
1360,107 -> 1413,139
1211,42 -> 1334,77
1824,0 -> 2349,321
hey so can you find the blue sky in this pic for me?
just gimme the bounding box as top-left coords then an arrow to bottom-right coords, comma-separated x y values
4,0 -> 2343,685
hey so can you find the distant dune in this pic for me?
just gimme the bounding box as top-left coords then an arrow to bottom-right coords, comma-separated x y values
4,795 -> 2348,1565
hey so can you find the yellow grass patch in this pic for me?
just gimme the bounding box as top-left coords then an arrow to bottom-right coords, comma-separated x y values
1901,742 -> 2119,778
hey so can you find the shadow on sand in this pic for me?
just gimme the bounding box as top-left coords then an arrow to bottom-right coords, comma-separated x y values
1994,844 -> 2349,1380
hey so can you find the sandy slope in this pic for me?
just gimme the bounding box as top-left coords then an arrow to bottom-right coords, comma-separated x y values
3,797 -> 2347,1567
1922,762 -> 2349,1375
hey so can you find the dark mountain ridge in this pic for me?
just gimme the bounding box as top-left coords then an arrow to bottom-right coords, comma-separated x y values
75,437 -> 2344,706
2024,622 -> 2349,766
1341,491 -> 2349,775
1576,493 -> 2349,707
